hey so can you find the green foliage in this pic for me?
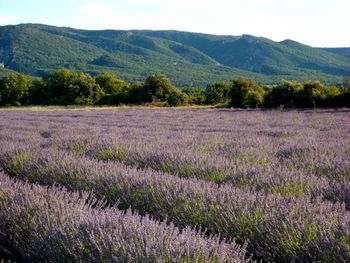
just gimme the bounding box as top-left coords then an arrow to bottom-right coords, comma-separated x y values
243,90 -> 264,108
323,48 -> 350,59
127,82 -> 147,104
1,24 -> 350,87
96,73 -> 187,106
205,82 -> 231,105
140,31 -> 350,81
0,73 -> 31,106
69,73 -> 104,105
182,87 -> 206,105
144,74 -> 174,103
339,77 -> 350,107
95,72 -> 128,95
335,92 -> 350,107
311,83 -> 341,107
96,94 -> 126,106
167,88 -> 187,106
29,69 -> 104,105
1,68 -> 349,108
0,24 -> 103,75
143,73 -> 186,106
28,78 -> 47,105
265,80 -> 344,108
265,80 -> 303,108
301,81 -> 321,107
230,78 -> 265,108
95,75 -> 130,105
294,81 -> 341,108
43,69 -> 78,104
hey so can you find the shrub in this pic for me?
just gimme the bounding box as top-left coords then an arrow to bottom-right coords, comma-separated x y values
144,73 -> 174,103
205,82 -> 231,105
230,78 -> 265,108
144,73 -> 186,106
95,94 -> 125,106
28,78 -> 47,105
43,69 -> 78,104
95,72 -> 128,95
0,73 -> 31,106
243,90 -> 264,108
182,87 -> 206,105
292,81 -> 342,108
265,80 -> 303,108
311,84 -> 341,107
127,82 -> 147,104
69,73 -> 104,105
335,91 -> 350,107
167,88 -> 187,106
0,172 -> 250,262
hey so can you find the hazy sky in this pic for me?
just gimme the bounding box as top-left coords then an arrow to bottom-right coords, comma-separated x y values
0,0 -> 349,47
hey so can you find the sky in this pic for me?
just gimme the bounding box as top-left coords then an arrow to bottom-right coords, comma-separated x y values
0,0 -> 349,47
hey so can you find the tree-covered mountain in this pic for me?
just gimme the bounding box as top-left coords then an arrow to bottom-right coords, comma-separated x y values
321,47 -> 350,59
0,23 -> 349,87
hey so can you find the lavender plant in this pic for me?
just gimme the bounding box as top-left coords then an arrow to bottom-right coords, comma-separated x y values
0,171 -> 251,263
0,108 -> 349,262
1,144 -> 350,262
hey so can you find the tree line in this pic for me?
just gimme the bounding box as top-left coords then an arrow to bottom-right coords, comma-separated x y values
0,69 -> 349,108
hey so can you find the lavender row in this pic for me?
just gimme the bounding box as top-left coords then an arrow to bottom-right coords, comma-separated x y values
1,109 -> 349,185
0,171 -> 251,263
1,144 -> 349,262
1,108 -> 349,262
43,134 -> 350,208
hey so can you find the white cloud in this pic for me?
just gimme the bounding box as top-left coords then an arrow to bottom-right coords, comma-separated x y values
0,15 -> 17,25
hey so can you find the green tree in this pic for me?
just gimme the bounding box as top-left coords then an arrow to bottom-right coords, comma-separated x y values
229,77 -> 265,108
167,88 -> 187,106
0,73 -> 31,106
95,72 -> 128,95
127,82 -> 147,104
310,83 -> 341,107
265,80 -> 303,108
68,73 -> 104,105
205,82 -> 231,105
39,69 -> 104,105
337,76 -> 350,107
244,90 -> 264,108
144,73 -> 174,103
28,78 -> 47,105
43,69 -> 78,104
183,87 -> 206,105
143,73 -> 186,106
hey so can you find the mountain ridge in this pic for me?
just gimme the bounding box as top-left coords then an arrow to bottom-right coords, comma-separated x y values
0,23 -> 349,87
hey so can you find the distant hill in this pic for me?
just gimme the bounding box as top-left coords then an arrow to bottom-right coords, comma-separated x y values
321,48 -> 350,59
0,23 -> 349,87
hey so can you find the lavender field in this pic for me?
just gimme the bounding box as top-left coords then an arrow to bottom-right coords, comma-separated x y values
0,108 -> 350,262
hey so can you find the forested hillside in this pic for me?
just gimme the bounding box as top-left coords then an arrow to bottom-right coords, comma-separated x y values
1,24 -> 350,86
